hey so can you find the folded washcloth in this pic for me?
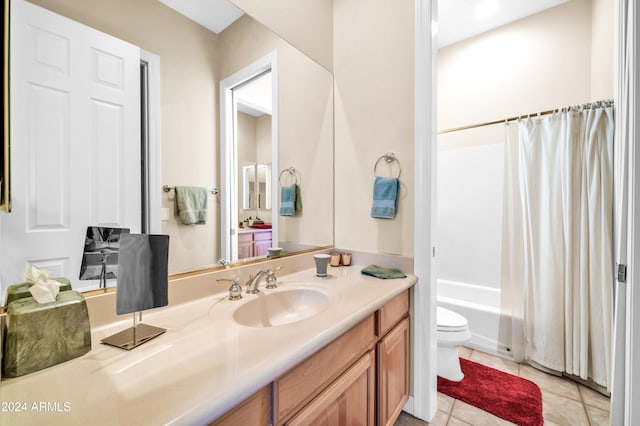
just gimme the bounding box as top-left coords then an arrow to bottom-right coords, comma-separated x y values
175,186 -> 208,225
371,176 -> 399,219
280,184 -> 302,216
361,264 -> 407,279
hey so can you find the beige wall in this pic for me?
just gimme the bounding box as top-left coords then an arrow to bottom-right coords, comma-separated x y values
438,0 -> 614,145
591,0 -> 615,99
231,0 -> 333,71
219,15 -> 334,249
333,0 -> 415,256
256,115 -> 272,165
438,0 -> 601,133
237,112 -> 258,163
26,0 -> 220,274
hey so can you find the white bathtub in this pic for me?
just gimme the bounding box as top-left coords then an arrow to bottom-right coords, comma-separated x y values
437,279 -> 513,358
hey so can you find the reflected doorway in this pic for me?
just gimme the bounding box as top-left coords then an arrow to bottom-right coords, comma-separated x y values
220,52 -> 278,262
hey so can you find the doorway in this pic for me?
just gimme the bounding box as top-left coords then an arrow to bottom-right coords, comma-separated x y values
411,0 -> 639,423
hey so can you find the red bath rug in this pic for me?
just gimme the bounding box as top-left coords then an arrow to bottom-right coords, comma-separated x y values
438,358 -> 543,426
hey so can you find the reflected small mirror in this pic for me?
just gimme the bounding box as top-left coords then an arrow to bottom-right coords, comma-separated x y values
241,163 -> 255,210
256,163 -> 271,210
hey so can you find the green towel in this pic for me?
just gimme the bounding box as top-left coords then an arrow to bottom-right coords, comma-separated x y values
361,264 -> 407,279
175,186 -> 208,225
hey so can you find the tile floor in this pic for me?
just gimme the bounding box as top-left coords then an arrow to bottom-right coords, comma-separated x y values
395,347 -> 611,426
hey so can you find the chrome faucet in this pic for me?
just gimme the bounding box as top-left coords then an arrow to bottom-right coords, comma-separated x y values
245,268 -> 279,294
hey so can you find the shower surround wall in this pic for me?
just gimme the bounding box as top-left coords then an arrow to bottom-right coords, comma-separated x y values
437,0 -> 614,354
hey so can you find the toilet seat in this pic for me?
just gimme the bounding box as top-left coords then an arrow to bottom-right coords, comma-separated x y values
437,306 -> 468,332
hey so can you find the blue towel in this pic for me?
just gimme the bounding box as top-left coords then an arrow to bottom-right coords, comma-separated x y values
279,184 -> 302,216
371,176 -> 399,219
175,186 -> 208,225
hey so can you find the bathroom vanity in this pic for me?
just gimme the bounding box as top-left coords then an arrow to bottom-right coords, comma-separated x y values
215,290 -> 410,425
0,263 -> 416,425
237,229 -> 273,259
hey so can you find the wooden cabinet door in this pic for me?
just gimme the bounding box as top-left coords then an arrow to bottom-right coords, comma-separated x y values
237,233 -> 254,259
286,350 -> 375,426
275,315 -> 375,424
237,241 -> 253,259
210,386 -> 271,426
254,239 -> 272,256
377,317 -> 410,426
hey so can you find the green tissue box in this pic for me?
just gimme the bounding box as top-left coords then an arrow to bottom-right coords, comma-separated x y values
4,277 -> 72,306
2,290 -> 91,378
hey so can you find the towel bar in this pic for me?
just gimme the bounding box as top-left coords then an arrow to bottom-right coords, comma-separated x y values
162,185 -> 219,195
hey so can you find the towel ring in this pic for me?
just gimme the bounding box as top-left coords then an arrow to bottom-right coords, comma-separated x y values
374,152 -> 401,179
279,167 -> 298,186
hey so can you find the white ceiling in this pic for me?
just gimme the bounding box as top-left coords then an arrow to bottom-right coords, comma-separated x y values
157,0 -> 569,47
438,0 -> 569,48
157,0 -> 243,34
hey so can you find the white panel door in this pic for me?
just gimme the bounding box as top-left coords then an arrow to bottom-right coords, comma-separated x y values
1,0 -> 140,297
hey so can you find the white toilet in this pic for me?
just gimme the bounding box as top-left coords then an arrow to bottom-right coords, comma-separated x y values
437,306 -> 471,381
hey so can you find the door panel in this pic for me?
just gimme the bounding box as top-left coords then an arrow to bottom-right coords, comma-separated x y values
1,0 -> 140,297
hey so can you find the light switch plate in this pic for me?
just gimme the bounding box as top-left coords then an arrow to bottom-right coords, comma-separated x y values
161,208 -> 170,221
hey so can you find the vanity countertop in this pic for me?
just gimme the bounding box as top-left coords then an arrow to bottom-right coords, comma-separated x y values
0,266 -> 417,425
237,227 -> 272,234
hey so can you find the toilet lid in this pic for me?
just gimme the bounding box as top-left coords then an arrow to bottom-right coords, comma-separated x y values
437,307 -> 468,332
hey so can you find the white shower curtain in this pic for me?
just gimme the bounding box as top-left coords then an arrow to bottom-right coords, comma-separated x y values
501,103 -> 614,389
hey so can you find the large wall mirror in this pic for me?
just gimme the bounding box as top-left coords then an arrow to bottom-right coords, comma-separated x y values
0,0 -> 333,307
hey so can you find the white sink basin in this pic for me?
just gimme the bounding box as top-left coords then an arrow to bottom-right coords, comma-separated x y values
233,288 -> 329,328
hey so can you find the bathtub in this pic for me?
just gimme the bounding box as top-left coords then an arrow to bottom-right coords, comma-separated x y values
437,279 -> 513,358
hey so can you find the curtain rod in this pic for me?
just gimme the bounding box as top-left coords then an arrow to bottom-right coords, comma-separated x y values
437,99 -> 614,135
437,108 -> 554,134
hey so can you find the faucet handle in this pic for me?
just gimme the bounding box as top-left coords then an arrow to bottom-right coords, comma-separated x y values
265,270 -> 278,289
217,278 -> 243,301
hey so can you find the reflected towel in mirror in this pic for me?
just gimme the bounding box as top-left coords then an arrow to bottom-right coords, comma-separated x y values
280,184 -> 302,216
175,186 -> 208,225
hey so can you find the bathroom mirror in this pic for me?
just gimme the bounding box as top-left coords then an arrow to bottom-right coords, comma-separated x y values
241,163 -> 256,210
256,164 -> 271,210
0,0 -> 333,307
240,163 -> 271,211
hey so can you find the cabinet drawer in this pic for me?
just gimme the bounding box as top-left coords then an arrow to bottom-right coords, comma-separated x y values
274,314 -> 376,424
238,233 -> 253,243
254,231 -> 272,241
377,290 -> 409,337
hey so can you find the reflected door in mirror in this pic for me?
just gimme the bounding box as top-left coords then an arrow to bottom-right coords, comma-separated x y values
0,0 -> 142,306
